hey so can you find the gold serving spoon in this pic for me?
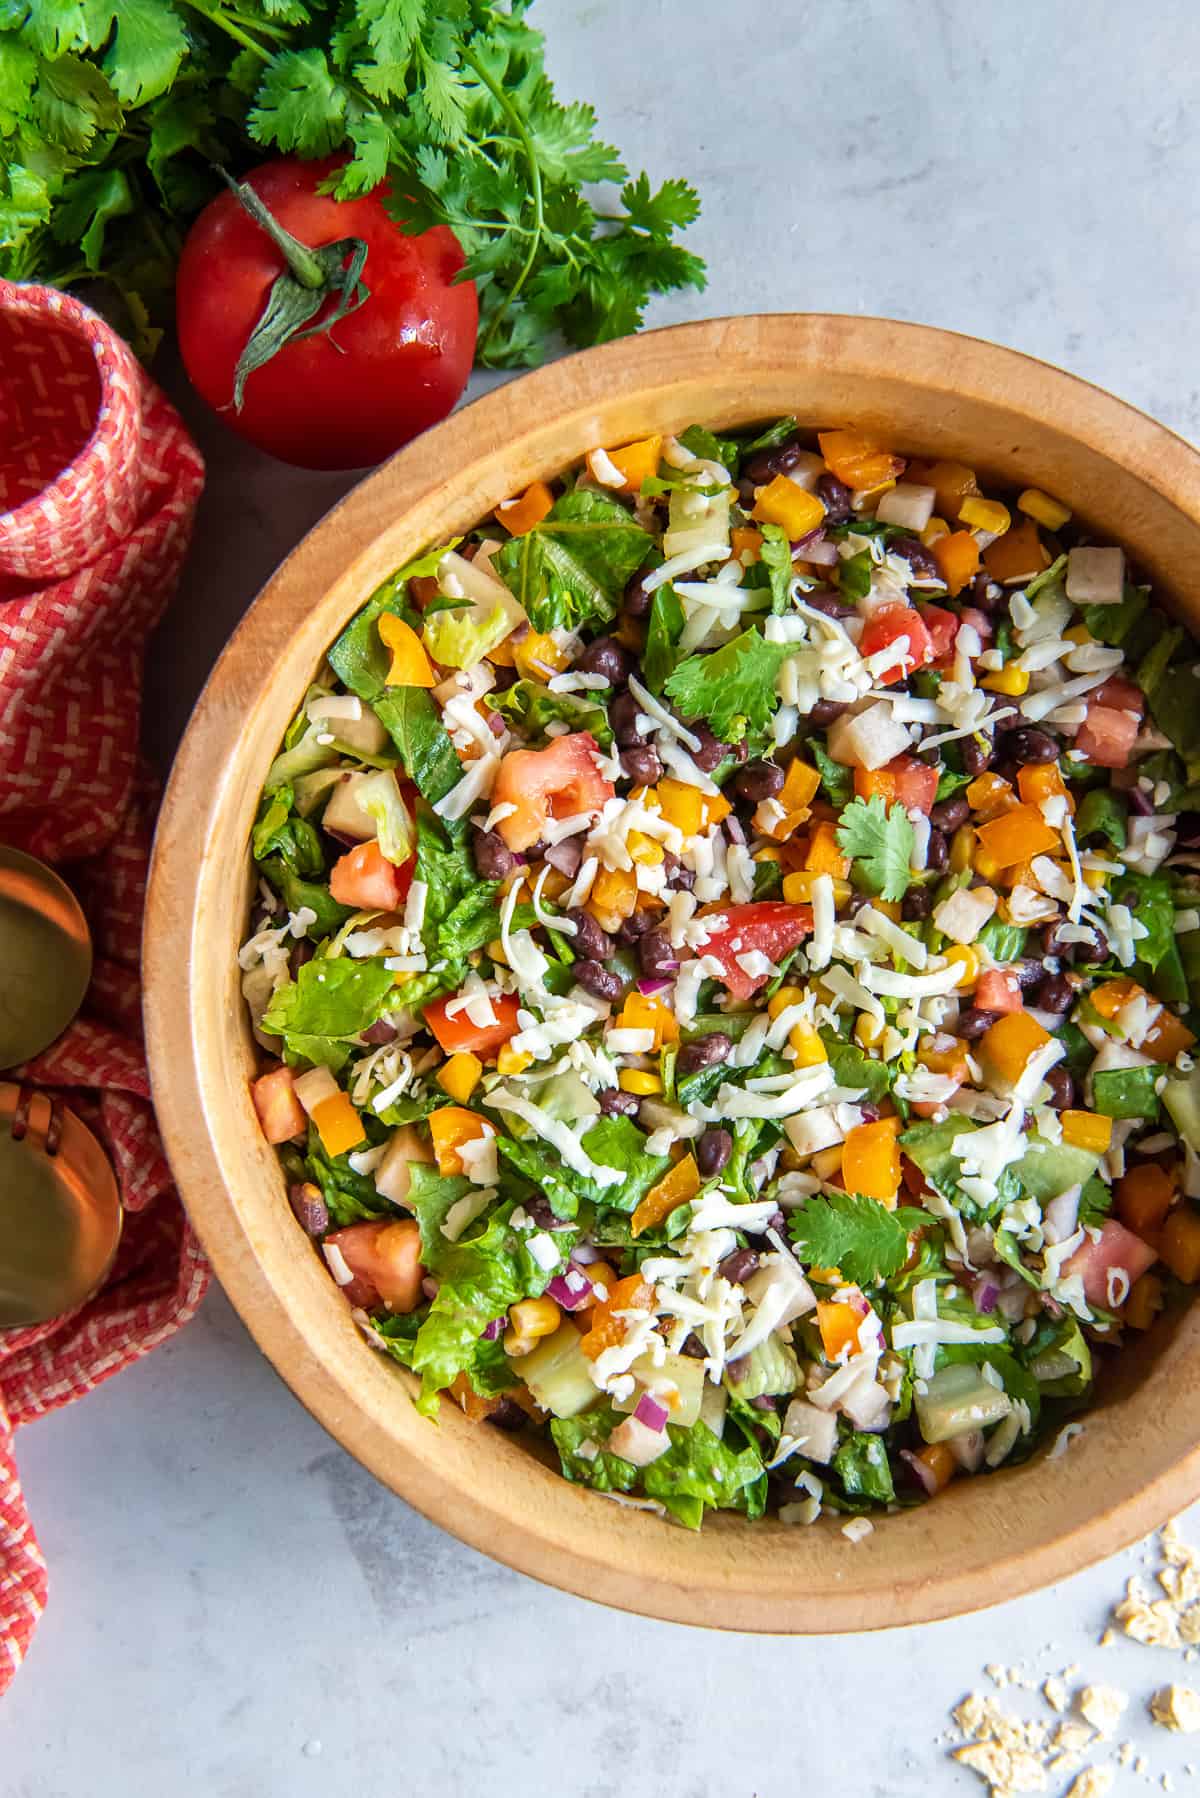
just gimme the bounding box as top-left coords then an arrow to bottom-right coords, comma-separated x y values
0,847 -> 123,1327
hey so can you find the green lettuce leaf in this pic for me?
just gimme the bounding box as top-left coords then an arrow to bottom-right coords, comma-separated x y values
833,1431 -> 895,1504
1075,787 -> 1128,852
491,676 -> 613,746
262,957 -> 396,1061
493,489 -> 651,633
642,583 -> 685,693
305,1128 -> 392,1226
497,1114 -> 671,1219
810,737 -> 854,808
551,1406 -> 639,1493
1093,1064 -> 1164,1120
642,1421 -> 766,1529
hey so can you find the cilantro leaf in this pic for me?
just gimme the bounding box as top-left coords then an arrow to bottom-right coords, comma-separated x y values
664,629 -> 791,741
835,794 -> 916,901
758,522 -> 794,615
788,1192 -> 928,1288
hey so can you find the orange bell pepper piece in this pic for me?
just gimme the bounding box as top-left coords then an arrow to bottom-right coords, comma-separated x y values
311,1090 -> 366,1158
580,1273 -> 656,1359
379,613 -> 437,687
1116,1164 -> 1176,1237
979,1011 -> 1052,1084
965,772 -> 1017,819
1089,977 -> 1146,1020
730,526 -> 764,562
753,475 -> 825,540
983,516 -> 1050,584
495,480 -> 554,536
931,529 -> 981,597
840,1117 -> 902,1207
617,991 -> 679,1049
912,1441 -> 957,1493
974,803 -> 1060,869
429,1105 -> 489,1175
817,1299 -> 863,1360
1160,1211 -> 1200,1284
631,1153 -> 701,1238
1146,1012 -> 1197,1061
1017,762 -> 1075,814
804,819 -> 850,878
606,434 -> 663,493
817,430 -> 905,492
906,459 -> 980,523
587,865 -> 639,932
1124,1272 -> 1165,1331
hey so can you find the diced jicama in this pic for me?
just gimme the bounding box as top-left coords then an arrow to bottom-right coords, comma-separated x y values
1065,545 -> 1125,604
375,1124 -> 435,1207
517,1323 -> 599,1418
607,1414 -> 672,1467
781,1398 -> 838,1463
875,482 -> 936,532
826,701 -> 911,771
933,885 -> 997,946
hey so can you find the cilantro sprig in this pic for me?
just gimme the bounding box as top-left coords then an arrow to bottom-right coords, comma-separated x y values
663,629 -> 791,742
789,1193 -> 928,1288
836,794 -> 916,902
0,1 -> 705,366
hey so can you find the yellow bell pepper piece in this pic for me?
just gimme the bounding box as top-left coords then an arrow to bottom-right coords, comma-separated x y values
981,665 -> 1030,697
438,1052 -> 483,1104
429,1105 -> 489,1174
618,1069 -> 662,1096
379,613 -> 436,688
1017,487 -> 1072,532
605,435 -> 663,493
805,820 -> 850,878
1060,1110 -> 1113,1154
958,496 -> 1011,536
311,1091 -> 366,1158
514,630 -> 568,681
752,474 -> 825,540
789,1024 -> 828,1066
975,804 -> 1061,870
494,480 -> 554,536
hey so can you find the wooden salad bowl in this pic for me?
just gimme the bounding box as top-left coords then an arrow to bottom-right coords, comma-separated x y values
145,315 -> 1200,1631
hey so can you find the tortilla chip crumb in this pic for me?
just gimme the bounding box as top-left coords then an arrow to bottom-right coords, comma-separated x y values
1043,1676 -> 1069,1714
1078,1684 -> 1128,1737
1064,1770 -> 1114,1798
1150,1685 -> 1200,1733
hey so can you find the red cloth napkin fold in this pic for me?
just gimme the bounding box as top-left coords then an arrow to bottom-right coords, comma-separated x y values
0,281 -> 209,1692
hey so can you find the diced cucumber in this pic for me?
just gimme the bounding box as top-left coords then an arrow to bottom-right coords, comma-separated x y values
1015,1136 -> 1101,1201
266,726 -> 339,790
915,1363 -> 1012,1444
723,1334 -> 800,1402
516,1324 -> 598,1418
1029,1320 -> 1092,1397
1164,1067 -> 1200,1152
623,1351 -> 706,1428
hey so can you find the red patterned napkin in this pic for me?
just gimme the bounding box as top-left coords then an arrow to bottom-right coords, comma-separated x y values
0,281 -> 209,1691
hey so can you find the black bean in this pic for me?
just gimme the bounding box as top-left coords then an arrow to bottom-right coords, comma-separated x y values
1036,973 -> 1074,1014
544,838 -> 582,879
805,698 -> 849,728
925,827 -> 949,871
620,744 -> 662,785
1043,921 -> 1106,965
1043,1066 -> 1075,1111
491,663 -> 518,692
609,689 -> 644,747
485,1398 -> 528,1432
638,926 -> 679,978
661,851 -> 695,892
961,735 -> 994,777
677,1032 -> 732,1074
573,960 -> 623,1001
743,437 -> 803,485
1003,726 -> 1059,767
472,825 -> 515,881
362,1018 -> 399,1046
698,1128 -> 735,1179
969,570 -> 999,612
725,1355 -> 750,1385
731,759 -> 785,805
803,589 -> 854,620
1125,787 -> 1154,820
957,1007 -> 999,1041
737,476 -> 759,508
930,795 -> 970,833
624,569 -> 654,617
1010,957 -> 1045,991
891,536 -> 939,580
1176,810 -> 1200,846
523,1196 -> 565,1230
858,1102 -> 882,1123
579,636 -> 631,686
566,907 -> 612,961
902,885 -> 933,922
289,938 -> 314,974
846,890 -> 871,917
680,1332 -> 708,1359
688,721 -> 730,772
599,1087 -> 639,1118
816,472 -> 852,524
617,909 -> 654,945
289,1182 -> 328,1237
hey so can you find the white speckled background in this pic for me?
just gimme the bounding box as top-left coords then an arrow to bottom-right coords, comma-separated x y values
7,1 -> 1200,1789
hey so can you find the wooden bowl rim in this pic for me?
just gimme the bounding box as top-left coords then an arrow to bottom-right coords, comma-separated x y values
146,313 -> 1200,1632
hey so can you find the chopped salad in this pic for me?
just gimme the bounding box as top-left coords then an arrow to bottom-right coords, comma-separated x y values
242,419 -> 1200,1530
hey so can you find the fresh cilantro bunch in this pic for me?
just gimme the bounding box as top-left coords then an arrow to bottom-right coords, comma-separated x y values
0,0 -> 705,364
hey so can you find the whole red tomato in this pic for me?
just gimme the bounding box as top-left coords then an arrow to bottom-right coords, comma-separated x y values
176,156 -> 477,470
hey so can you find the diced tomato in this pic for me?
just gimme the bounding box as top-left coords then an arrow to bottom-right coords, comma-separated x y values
326,1218 -> 425,1312
920,604 -> 958,663
251,1066 -> 306,1144
1091,675 -> 1145,717
1062,1218 -> 1158,1309
330,839 -> 408,910
858,602 -> 934,685
1076,703 -> 1140,769
700,901 -> 814,999
974,969 -> 1023,1013
425,989 -> 521,1057
854,753 -> 938,816
491,731 -> 614,852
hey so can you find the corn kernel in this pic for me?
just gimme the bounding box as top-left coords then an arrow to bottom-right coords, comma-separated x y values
973,847 -> 1004,882
808,1264 -> 842,1283
789,1024 -> 828,1066
438,1051 -> 482,1104
1083,866 -> 1107,891
949,824 -> 976,873
1017,487 -> 1072,532
619,1069 -> 662,1095
627,830 -> 664,866
497,1044 -> 533,1076
920,515 -> 951,547
487,937 -> 508,966
959,496 -> 1012,536
811,1145 -> 844,1180
767,984 -> 807,1021
754,846 -> 782,864
981,665 -> 1030,697
782,871 -> 852,904
855,1012 -> 885,1050
1064,624 -> 1092,645
943,945 -> 980,989
1061,1110 -> 1113,1154
514,630 -> 567,681
509,1295 -> 561,1341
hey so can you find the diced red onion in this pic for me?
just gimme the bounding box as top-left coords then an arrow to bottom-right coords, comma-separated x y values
634,1393 -> 669,1432
948,1430 -> 986,1473
638,974 -> 675,993
362,1019 -> 399,1046
900,1449 -> 940,1497
546,1269 -> 592,1312
972,1276 -> 1000,1315
1041,1294 -> 1064,1320
544,838 -> 583,877
486,710 -> 506,738
421,1276 -> 440,1301
570,1242 -> 603,1265
790,527 -> 824,552
480,1317 -> 504,1341
799,534 -> 839,567
724,816 -> 746,846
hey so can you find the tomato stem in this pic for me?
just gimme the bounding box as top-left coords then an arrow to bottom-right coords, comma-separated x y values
460,48 -> 543,362
216,167 -> 326,289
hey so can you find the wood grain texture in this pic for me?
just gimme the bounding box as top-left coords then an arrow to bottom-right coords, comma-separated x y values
144,314 -> 1200,1632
